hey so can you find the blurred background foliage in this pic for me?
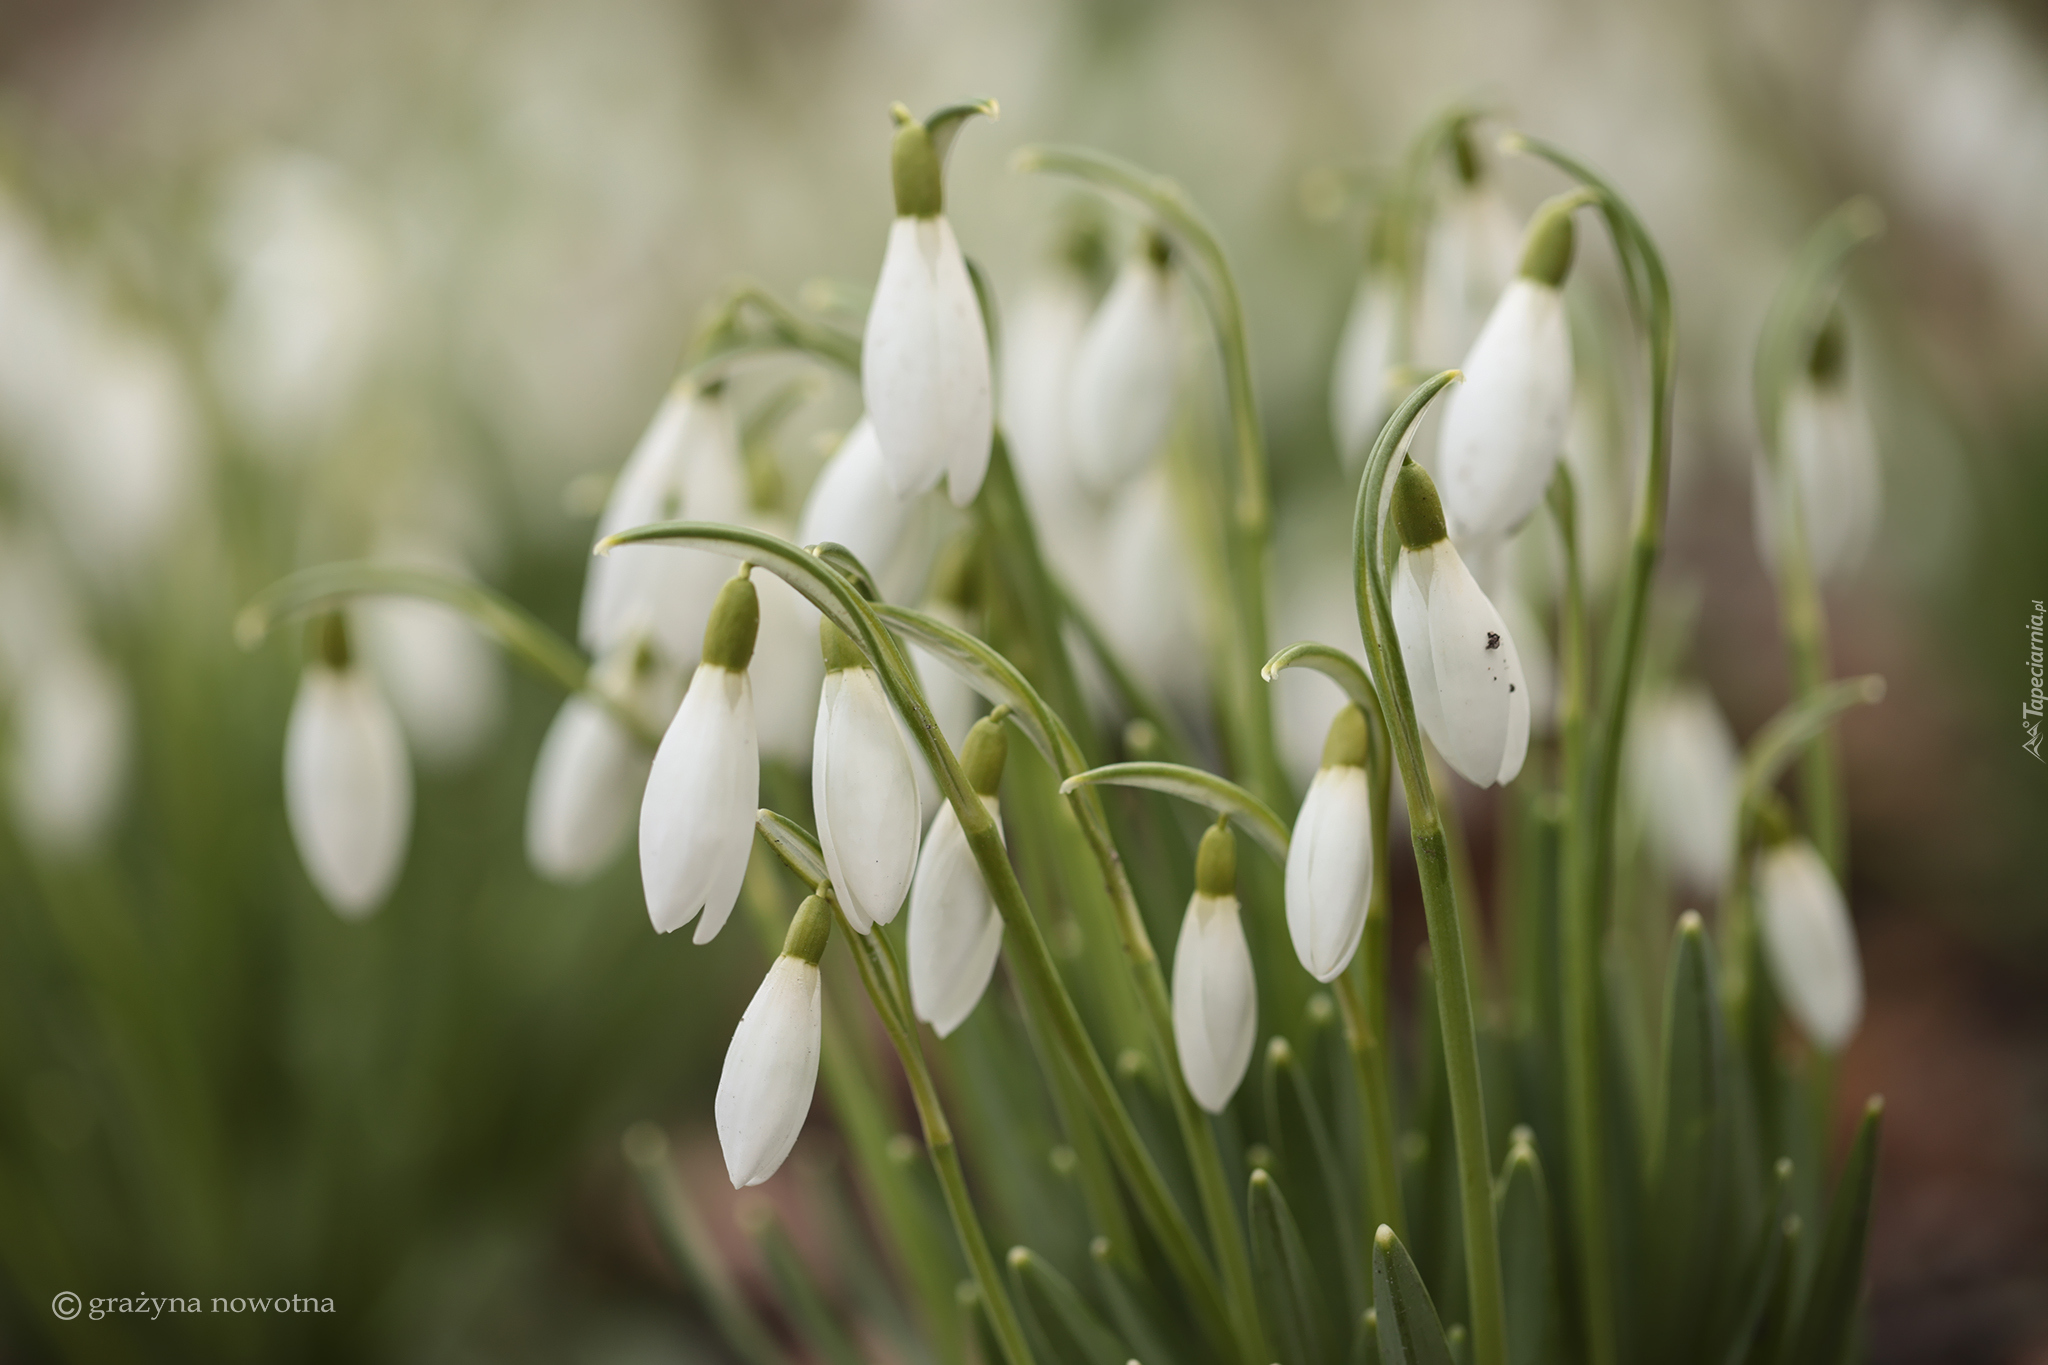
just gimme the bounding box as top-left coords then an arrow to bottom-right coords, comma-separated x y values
0,0 -> 2043,1361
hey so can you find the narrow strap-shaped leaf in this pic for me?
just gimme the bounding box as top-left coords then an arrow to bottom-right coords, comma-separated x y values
808,540 -> 880,601
1374,1225 -> 1457,1365
1710,1160 -> 1793,1365
1262,641 -> 1384,732
756,809 -> 828,890
1352,1310 -> 1383,1365
748,1208 -> 868,1365
925,97 -> 999,169
1058,762 -> 1290,865
1264,1036 -> 1368,1323
1007,1247 -> 1130,1365
1732,676 -> 1886,857
1740,1216 -> 1801,1365
1494,1135 -> 1556,1365
1780,1098 -> 1883,1365
1249,1168 -> 1330,1365
1088,1237 -> 1190,1365
876,601 -> 1072,773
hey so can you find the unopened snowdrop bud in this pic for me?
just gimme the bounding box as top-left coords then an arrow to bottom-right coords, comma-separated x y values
1389,461 -> 1530,787
1435,194 -> 1580,545
862,108 -> 993,508
908,713 -> 1009,1036
1285,705 -> 1375,982
1172,820 -> 1256,1112
1628,687 -> 1740,895
284,613 -> 412,917
814,620 -> 922,933
1758,315 -> 1882,580
716,894 -> 831,1188
1329,218 -> 1404,467
640,570 -> 760,942
1068,232 -> 1180,493
1754,836 -> 1864,1051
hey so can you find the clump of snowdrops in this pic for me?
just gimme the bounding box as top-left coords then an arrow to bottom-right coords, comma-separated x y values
241,102 -> 1890,1365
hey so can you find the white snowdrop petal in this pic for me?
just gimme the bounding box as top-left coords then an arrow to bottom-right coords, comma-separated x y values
1069,257 -> 1179,492
1436,280 -> 1573,545
359,597 -> 506,771
1421,542 -> 1528,787
284,664 -> 412,917
1756,842 -> 1864,1051
525,694 -> 650,883
638,665 -> 758,940
751,571 -> 824,766
1779,382 -> 1882,579
799,418 -> 914,580
1418,186 -> 1522,369
862,218 -> 993,507
6,648 -> 129,854
907,797 -> 1005,1037
815,668 -> 922,930
1171,893 -> 1257,1113
715,956 -> 823,1188
1285,766 -> 1373,982
1629,688 -> 1740,893
581,388 -> 693,654
1330,272 -> 1402,466
1001,279 -> 1092,518
1391,551 -> 1447,745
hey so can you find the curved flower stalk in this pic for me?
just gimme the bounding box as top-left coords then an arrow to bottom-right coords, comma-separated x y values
717,893 -> 831,1188
1628,685 -> 1741,896
284,612 -> 412,918
1068,231 -> 1181,494
908,712 -> 1009,1036
1286,704 -> 1374,982
1171,820 -> 1256,1113
1388,459 -> 1530,787
863,103 -> 996,507
640,570 -> 760,942
1753,835 -> 1864,1051
525,641 -> 681,884
1436,193 -> 1585,545
1755,315 -> 1881,581
814,620 -> 922,932
1416,127 -> 1522,370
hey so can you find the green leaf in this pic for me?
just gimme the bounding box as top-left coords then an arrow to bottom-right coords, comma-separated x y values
1781,1098 -> 1883,1365
876,601 -> 1075,774
1264,1036 -> 1368,1324
1057,762 -> 1290,866
1373,1225 -> 1457,1365
598,520 -> 872,647
1248,1168 -> 1331,1365
748,1208 -> 868,1365
1733,677 -> 1886,854
807,540 -> 880,601
1494,1135 -> 1556,1365
1709,1160 -> 1793,1365
1739,1215 -> 1802,1365
1088,1237 -> 1191,1365
756,810 -> 828,890
1007,1246 -> 1129,1365
1352,1309 -> 1384,1365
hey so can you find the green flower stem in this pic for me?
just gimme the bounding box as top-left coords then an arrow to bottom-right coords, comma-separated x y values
1352,373 -> 1509,1365
688,283 -> 864,382
1016,145 -> 1287,810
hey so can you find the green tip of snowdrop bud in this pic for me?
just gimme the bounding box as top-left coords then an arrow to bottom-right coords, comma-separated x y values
1321,703 -> 1370,770
701,570 -> 760,672
1391,460 -> 1450,550
1195,819 -> 1237,897
783,894 -> 835,965
1143,227 -> 1172,268
818,618 -> 865,673
1808,310 -> 1847,385
1518,192 -> 1581,287
715,942 -> 824,1188
961,712 -> 1009,797
1174,822 -> 1255,1112
313,610 -> 351,669
891,113 -> 943,219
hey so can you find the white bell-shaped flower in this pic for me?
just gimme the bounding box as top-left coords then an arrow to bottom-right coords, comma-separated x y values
1436,197 -> 1579,546
1285,705 -> 1374,983
861,115 -> 992,508
1085,466 -> 1206,718
1068,235 -> 1180,493
284,616 -> 412,917
1388,461 -> 1530,787
525,642 -> 681,884
639,571 -> 760,942
5,645 -> 129,856
1330,264 -> 1403,469
1172,821 -> 1257,1113
1417,165 -> 1522,369
716,894 -> 831,1188
814,621 -> 922,933
1628,687 -> 1740,895
1755,837 -> 1864,1051
1001,271 -> 1093,525
799,418 -> 917,586
748,541 -> 825,767
1756,319 -> 1881,582
358,539 -> 506,773
908,715 -> 1008,1036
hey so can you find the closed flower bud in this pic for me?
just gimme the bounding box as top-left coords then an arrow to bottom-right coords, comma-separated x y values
1754,837 -> 1864,1051
640,571 -> 760,942
1285,705 -> 1375,982
1435,196 -> 1579,545
908,715 -> 1008,1036
1068,233 -> 1180,493
1755,316 -> 1881,581
1172,821 -> 1256,1112
1389,462 -> 1530,787
716,894 -> 831,1188
284,615 -> 412,917
1627,686 -> 1740,895
814,621 -> 921,932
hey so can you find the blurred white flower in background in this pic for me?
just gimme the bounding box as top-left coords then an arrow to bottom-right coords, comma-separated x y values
1627,685 -> 1741,896
357,537 -> 509,773
1081,465 -> 1208,723
1416,170 -> 1521,372
1067,236 -> 1181,495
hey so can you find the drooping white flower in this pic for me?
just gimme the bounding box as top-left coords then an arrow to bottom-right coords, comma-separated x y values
814,621 -> 921,933
1172,822 -> 1257,1113
525,643 -> 681,885
1330,269 -> 1404,470
861,114 -> 992,507
1628,687 -> 1741,895
909,715 -> 1008,1036
1436,197 -> 1579,546
5,645 -> 129,856
748,538 -> 825,767
1388,461 -> 1530,788
283,618 -> 413,918
1756,320 -> 1882,581
357,539 -> 506,772
1285,705 -> 1374,983
1001,271 -> 1094,531
1755,838 -> 1864,1051
717,894 -> 831,1188
639,572 -> 760,942
1085,466 -> 1206,719
798,417 -> 917,587
1068,236 -> 1180,494
1416,168 -> 1522,370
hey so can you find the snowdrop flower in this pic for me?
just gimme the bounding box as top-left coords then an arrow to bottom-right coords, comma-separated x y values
909,713 -> 1009,1036
640,570 -> 759,942
525,641 -> 681,884
749,542 -> 825,767
1286,705 -> 1374,983
717,893 -> 831,1188
358,541 -> 506,772
814,621 -> 921,932
1068,233 -> 1180,493
5,645 -> 129,856
1389,460 -> 1530,787
1085,467 -> 1206,719
1329,218 -> 1404,468
1001,267 -> 1093,531
1172,820 -> 1257,1113
1416,134 -> 1522,369
861,108 -> 992,507
798,418 -> 917,588
1756,316 -> 1882,581
284,614 -> 412,917
1436,195 -> 1580,545
1755,836 -> 1864,1051
1628,687 -> 1740,895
